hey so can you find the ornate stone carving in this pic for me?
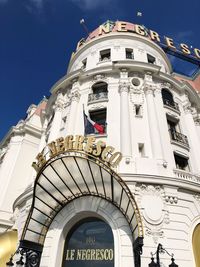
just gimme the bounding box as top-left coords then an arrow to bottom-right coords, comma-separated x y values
25,250 -> 41,267
194,116 -> 200,126
143,83 -> 155,95
130,87 -> 144,117
145,228 -> 164,243
154,87 -> 162,95
53,92 -> 65,112
119,82 -> 130,93
160,82 -> 171,89
144,72 -> 153,82
183,104 -> 193,115
89,103 -> 107,111
165,195 -> 178,204
194,194 -> 200,202
120,69 -> 128,79
0,146 -> 8,163
71,90 -> 81,102
93,73 -> 107,81
135,184 -> 170,243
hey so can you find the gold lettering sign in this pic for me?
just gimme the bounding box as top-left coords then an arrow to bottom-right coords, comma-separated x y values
32,135 -> 122,172
65,249 -> 114,261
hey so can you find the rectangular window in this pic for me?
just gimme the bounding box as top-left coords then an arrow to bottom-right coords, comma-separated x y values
100,49 -> 111,61
82,58 -> 87,69
167,118 -> 180,132
126,48 -> 134,59
135,104 -> 142,116
89,108 -> 107,134
138,143 -> 145,157
174,153 -> 189,171
147,53 -> 156,64
167,117 -> 189,146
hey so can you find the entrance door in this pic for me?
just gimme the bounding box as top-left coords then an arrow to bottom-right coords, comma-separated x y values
62,218 -> 114,267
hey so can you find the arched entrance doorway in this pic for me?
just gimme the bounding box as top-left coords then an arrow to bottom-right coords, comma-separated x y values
18,148 -> 144,267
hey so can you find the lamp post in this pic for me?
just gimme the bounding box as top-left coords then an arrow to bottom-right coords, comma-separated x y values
16,255 -> 25,266
6,257 -> 14,266
149,243 -> 178,267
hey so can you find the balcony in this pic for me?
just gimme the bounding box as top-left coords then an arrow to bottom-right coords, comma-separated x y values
174,169 -> 200,185
88,91 -> 108,104
169,129 -> 189,148
126,53 -> 134,59
163,98 -> 180,112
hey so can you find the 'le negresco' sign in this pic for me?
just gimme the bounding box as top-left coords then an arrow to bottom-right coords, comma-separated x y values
32,135 -> 122,172
76,21 -> 200,60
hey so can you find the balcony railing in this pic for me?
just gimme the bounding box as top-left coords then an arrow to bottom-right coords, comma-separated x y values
169,129 -> 189,147
163,98 -> 180,112
126,53 -> 134,59
99,56 -> 111,62
88,91 -> 108,104
174,169 -> 200,185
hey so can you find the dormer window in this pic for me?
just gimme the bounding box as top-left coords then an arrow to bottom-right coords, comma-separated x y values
100,49 -> 111,61
147,53 -> 155,64
126,48 -> 134,59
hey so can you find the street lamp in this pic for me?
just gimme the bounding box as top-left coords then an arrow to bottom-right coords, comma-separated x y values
149,243 -> 178,267
16,256 -> 25,266
6,256 -> 14,266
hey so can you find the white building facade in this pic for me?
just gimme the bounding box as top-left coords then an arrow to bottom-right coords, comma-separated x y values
0,21 -> 200,267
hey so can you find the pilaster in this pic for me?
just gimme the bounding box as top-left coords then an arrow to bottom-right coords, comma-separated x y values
119,70 -> 132,158
48,92 -> 65,142
67,79 -> 81,135
183,104 -> 200,173
144,77 -> 163,162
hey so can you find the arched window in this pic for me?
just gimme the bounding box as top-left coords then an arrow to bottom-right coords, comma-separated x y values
88,82 -> 108,104
162,88 -> 174,105
92,82 -> 108,95
62,218 -> 114,267
161,88 -> 180,111
193,224 -> 200,267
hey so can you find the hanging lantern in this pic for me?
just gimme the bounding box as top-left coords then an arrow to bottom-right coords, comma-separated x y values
149,256 -> 158,267
169,257 -> 178,267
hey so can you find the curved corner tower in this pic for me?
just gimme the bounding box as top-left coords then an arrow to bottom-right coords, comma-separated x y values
1,21 -> 200,267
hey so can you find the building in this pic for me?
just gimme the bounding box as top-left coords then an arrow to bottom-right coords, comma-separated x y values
0,20 -> 200,267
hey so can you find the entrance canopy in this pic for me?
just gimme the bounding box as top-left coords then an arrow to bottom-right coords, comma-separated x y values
20,151 -> 143,254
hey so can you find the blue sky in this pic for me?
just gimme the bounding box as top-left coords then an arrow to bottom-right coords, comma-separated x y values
0,0 -> 200,141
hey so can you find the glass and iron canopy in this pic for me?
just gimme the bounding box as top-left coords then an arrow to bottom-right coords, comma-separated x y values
20,151 -> 143,258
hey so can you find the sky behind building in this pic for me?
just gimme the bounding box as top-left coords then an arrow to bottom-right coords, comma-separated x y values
0,0 -> 200,141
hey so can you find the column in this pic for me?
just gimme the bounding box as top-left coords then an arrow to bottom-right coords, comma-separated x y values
67,79 -> 81,135
48,92 -> 65,142
119,70 -> 132,158
144,84 -> 163,160
184,105 -> 200,173
153,87 -> 174,171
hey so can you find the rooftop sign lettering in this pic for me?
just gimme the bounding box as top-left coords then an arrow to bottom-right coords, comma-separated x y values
76,21 -> 200,60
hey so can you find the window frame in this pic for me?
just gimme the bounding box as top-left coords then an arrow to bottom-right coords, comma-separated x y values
99,49 -> 111,62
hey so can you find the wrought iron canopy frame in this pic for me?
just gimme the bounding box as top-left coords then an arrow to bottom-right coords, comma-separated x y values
19,151 -> 144,266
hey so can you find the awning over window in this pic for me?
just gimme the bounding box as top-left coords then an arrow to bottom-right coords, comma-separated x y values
20,151 -> 143,250
0,230 -> 18,267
